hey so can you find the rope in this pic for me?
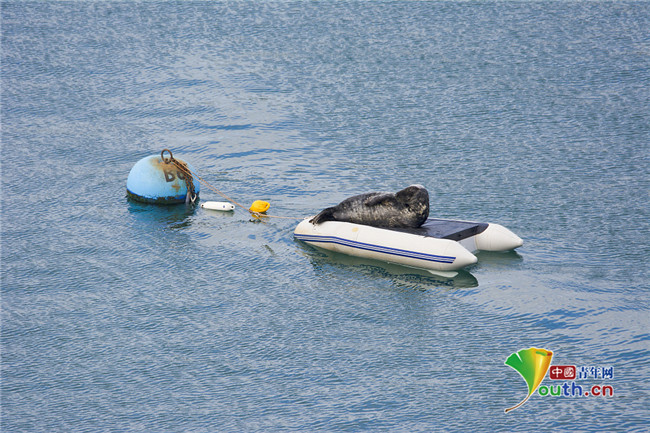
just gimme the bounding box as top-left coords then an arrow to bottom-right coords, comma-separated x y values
161,148 -> 303,221
162,149 -> 196,204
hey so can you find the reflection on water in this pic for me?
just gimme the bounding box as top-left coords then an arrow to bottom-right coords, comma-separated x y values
126,197 -> 197,228
474,250 -> 524,266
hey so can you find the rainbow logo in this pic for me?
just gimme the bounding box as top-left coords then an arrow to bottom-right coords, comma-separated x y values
504,347 -> 553,413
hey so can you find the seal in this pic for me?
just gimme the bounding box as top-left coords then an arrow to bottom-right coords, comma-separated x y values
310,184 -> 430,228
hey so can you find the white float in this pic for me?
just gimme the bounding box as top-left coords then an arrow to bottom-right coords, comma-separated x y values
201,201 -> 235,211
294,217 -> 522,273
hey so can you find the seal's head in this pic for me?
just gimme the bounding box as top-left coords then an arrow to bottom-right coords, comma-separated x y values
393,184 -> 429,227
396,184 -> 429,209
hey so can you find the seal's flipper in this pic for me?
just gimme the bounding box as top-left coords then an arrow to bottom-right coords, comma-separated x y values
310,207 -> 336,225
363,193 -> 393,207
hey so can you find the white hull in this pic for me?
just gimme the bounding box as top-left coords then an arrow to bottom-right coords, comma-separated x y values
294,217 -> 522,272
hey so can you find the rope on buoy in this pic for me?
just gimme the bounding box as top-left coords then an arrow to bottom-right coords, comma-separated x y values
162,149 -> 197,204
162,149 -> 302,221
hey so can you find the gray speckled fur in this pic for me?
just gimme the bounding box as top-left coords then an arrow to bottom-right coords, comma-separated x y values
310,185 -> 429,228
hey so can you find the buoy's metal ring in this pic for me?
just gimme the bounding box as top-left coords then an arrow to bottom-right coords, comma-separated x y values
161,148 -> 173,164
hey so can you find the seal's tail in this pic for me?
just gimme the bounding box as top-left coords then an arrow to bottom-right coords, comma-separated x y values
309,208 -> 335,225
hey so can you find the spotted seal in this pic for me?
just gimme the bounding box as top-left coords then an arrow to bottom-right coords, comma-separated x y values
310,184 -> 429,228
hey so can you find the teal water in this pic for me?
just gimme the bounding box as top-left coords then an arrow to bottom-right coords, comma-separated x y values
2,1 -> 649,431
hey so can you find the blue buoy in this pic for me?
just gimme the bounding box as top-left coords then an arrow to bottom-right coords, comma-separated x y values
126,151 -> 200,204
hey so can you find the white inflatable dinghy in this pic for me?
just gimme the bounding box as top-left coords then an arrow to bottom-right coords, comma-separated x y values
294,217 -> 523,273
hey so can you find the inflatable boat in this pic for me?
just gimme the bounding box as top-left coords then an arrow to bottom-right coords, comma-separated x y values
294,217 -> 523,273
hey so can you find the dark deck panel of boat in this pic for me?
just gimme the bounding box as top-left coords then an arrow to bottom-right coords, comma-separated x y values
390,218 -> 489,241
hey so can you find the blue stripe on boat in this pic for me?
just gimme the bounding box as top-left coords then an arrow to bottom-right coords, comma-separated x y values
294,233 -> 456,264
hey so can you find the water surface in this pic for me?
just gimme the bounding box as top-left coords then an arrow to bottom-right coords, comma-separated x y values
2,1 -> 649,431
